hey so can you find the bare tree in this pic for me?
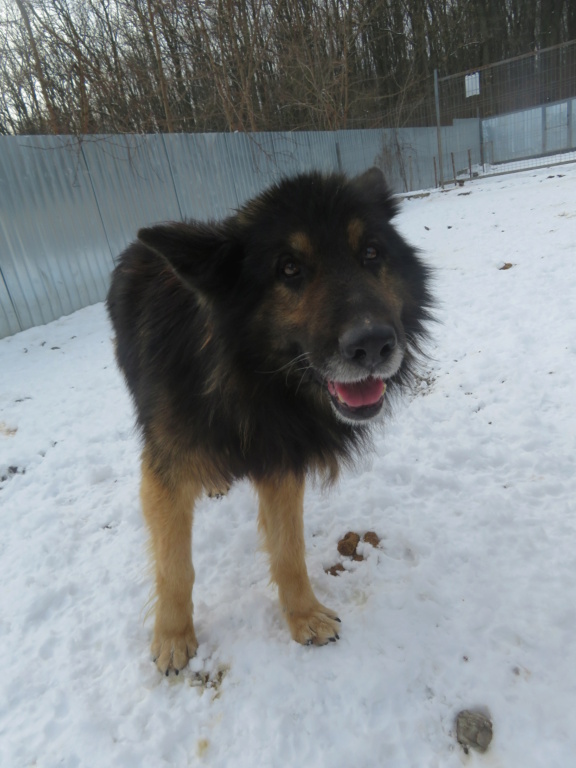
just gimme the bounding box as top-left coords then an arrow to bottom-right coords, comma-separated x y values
0,0 -> 574,135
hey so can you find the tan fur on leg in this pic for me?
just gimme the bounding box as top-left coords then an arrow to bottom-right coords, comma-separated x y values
254,473 -> 340,645
141,452 -> 200,673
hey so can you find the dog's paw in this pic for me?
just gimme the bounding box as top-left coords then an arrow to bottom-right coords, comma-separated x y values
152,625 -> 198,675
286,603 -> 341,646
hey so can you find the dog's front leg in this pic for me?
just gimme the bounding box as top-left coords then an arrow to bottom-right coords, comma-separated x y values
254,473 -> 340,646
141,451 -> 200,674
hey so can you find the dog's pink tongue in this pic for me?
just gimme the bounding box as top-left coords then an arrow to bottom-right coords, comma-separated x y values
331,377 -> 386,407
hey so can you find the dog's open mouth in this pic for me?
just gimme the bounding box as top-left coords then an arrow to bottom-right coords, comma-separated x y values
326,376 -> 387,420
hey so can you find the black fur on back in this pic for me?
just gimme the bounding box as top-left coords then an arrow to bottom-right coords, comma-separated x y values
106,169 -> 433,486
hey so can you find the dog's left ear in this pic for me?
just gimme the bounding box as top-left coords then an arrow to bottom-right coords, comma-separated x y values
353,167 -> 398,220
137,221 -> 243,297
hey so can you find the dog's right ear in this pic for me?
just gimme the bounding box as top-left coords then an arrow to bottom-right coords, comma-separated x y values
137,221 -> 243,296
353,167 -> 398,220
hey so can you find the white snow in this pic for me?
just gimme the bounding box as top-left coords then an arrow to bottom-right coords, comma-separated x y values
1,163 -> 576,768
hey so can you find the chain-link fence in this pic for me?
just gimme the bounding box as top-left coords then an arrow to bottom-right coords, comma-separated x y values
435,40 -> 576,184
351,40 -> 576,187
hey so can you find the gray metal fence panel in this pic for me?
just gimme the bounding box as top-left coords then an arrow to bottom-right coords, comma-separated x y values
0,267 -> 20,338
165,131 -> 339,223
224,132 -> 277,207
373,130 -> 409,190
434,120 -> 483,182
483,108 -> 542,164
0,136 -> 112,331
81,134 -> 181,258
305,132 -> 339,173
335,129 -> 408,192
162,132 -> 239,221
357,130 -> 387,170
545,102 -> 568,154
391,127 -> 438,191
378,129 -> 410,192
335,130 -> 370,177
481,99 -> 575,166
270,132 -> 316,176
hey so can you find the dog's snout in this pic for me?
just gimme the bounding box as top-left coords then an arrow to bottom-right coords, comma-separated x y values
340,325 -> 397,368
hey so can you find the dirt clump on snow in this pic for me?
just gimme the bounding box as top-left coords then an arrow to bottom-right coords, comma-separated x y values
363,531 -> 380,548
337,531 -> 360,557
327,531 -> 381,575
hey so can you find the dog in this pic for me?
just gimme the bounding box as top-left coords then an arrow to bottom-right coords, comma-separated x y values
107,167 -> 432,674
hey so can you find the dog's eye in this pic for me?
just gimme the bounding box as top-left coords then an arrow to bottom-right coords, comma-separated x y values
362,245 -> 385,268
280,261 -> 301,279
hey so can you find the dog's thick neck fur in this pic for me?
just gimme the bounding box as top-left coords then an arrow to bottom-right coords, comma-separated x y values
107,169 -> 432,488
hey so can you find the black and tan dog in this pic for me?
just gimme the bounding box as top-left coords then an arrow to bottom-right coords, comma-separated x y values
107,168 -> 432,674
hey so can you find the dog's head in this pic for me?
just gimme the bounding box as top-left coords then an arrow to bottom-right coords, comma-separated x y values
137,168 -> 433,424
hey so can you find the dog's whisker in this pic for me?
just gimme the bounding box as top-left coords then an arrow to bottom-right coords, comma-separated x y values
285,363 -> 313,387
256,353 -> 310,376
294,368 -> 311,395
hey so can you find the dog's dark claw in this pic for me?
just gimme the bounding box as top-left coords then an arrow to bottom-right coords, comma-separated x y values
175,669 -> 179,675
165,669 -> 169,676
335,633 -> 339,640
335,617 -> 341,623
329,637 -> 337,642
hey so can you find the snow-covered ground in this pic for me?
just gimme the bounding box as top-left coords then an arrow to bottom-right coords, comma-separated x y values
1,163 -> 576,768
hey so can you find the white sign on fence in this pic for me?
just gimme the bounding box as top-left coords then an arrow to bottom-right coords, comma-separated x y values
465,72 -> 480,98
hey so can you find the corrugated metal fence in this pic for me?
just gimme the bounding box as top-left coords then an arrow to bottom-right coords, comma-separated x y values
1,116 -> 574,339
0,128 -> 422,339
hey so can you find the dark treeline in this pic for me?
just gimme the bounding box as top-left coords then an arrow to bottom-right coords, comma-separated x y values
1,0 -> 574,135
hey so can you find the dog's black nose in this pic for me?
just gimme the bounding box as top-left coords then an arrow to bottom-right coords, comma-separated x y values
340,325 -> 397,368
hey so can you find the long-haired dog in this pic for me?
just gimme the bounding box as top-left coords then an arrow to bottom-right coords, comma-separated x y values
107,168 -> 433,674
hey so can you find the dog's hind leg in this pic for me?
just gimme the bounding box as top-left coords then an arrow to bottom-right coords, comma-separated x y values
254,473 -> 341,646
140,450 -> 200,674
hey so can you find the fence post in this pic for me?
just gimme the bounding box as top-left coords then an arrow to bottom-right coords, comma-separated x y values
335,141 -> 342,173
434,69 -> 444,187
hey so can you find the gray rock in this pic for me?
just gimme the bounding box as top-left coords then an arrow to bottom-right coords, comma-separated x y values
456,710 -> 493,754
